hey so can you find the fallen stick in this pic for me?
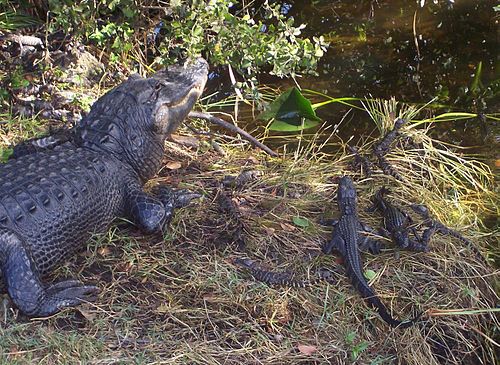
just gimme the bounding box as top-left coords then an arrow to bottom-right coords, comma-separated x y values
188,111 -> 278,157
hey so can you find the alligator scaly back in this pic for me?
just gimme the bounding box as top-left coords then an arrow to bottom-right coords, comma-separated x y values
0,59 -> 208,317
324,176 -> 422,328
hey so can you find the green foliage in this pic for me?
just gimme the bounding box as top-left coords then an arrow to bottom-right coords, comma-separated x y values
363,269 -> 377,281
292,215 -> 310,228
0,148 -> 12,162
40,1 -> 327,86
5,66 -> 30,90
351,341 -> 369,361
344,331 -> 369,361
47,0 -> 136,31
47,0 -> 135,61
259,87 -> 322,131
161,0 -> 328,79
0,0 -> 38,30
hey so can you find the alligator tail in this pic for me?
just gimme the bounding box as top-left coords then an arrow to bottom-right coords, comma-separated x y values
347,261 -> 421,328
369,294 -> 423,328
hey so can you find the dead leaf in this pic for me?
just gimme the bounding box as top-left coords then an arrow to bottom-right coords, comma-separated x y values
173,134 -> 200,147
165,161 -> 182,170
264,226 -> 276,235
247,156 -> 259,164
203,294 -> 218,302
495,159 -> 500,168
78,307 -> 97,321
98,247 -> 111,256
298,344 -> 317,355
280,222 -> 296,231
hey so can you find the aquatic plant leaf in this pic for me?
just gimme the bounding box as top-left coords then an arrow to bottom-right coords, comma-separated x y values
470,61 -> 483,96
258,87 -> 321,131
268,119 -> 321,131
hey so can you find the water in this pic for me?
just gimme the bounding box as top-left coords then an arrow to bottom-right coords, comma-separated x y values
251,1 -> 499,156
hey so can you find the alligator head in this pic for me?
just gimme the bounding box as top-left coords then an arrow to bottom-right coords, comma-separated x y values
75,58 -> 208,181
336,176 -> 358,215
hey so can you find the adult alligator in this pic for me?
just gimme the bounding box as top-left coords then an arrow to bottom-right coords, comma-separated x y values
0,59 -> 208,317
322,176 -> 422,328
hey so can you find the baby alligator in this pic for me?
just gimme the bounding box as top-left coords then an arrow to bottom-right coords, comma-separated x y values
234,257 -> 335,288
322,176 -> 422,328
372,118 -> 406,181
410,203 -> 487,263
369,187 -> 430,252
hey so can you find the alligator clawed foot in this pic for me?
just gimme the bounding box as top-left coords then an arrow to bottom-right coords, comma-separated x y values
32,281 -> 99,317
318,217 -> 338,227
360,239 -> 382,255
171,189 -> 203,208
151,186 -> 202,209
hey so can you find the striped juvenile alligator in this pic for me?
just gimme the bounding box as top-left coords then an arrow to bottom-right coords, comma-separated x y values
348,119 -> 406,180
234,257 -> 335,288
410,203 -> 487,263
322,176 -> 422,328
372,118 -> 406,181
369,187 -> 430,252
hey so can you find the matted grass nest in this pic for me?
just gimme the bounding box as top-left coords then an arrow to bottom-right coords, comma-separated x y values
0,107 -> 498,364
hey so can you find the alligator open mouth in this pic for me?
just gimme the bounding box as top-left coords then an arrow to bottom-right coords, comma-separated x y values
153,58 -> 208,136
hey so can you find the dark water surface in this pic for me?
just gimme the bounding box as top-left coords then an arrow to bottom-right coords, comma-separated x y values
253,1 -> 498,156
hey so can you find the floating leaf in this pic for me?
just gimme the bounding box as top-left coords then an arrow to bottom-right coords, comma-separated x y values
364,269 -> 377,281
258,87 -> 321,131
292,216 -> 310,228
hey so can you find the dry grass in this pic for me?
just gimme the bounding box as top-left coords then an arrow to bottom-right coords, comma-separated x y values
0,112 -> 498,364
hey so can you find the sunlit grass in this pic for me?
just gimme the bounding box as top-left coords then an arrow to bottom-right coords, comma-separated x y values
0,67 -> 498,364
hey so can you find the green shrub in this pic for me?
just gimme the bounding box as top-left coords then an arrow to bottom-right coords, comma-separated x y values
44,0 -> 327,83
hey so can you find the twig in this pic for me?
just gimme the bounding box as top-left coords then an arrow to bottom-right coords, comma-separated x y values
188,111 -> 278,157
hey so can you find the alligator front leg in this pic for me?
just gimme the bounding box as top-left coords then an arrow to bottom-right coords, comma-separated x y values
125,183 -> 200,233
9,128 -> 73,159
358,223 -> 382,254
0,228 -> 98,317
322,226 -> 347,256
406,224 -> 435,252
378,225 -> 428,253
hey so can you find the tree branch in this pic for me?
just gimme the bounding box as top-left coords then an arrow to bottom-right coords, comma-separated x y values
187,111 -> 278,157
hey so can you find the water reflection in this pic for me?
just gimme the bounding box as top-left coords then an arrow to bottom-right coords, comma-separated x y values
253,0 -> 498,154
289,0 -> 497,105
